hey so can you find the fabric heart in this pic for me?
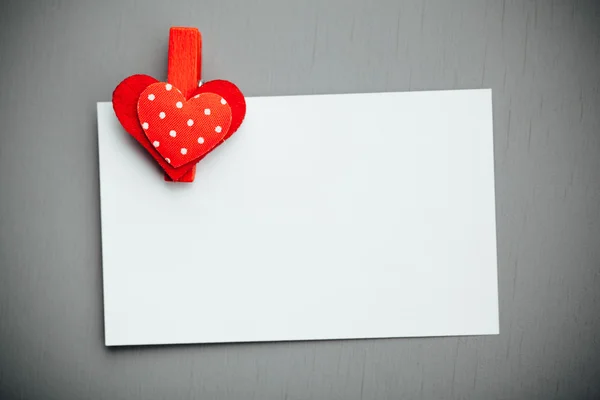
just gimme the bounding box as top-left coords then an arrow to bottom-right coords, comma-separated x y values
137,82 -> 232,168
112,75 -> 246,181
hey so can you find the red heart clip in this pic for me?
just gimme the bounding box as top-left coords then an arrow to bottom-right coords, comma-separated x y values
111,27 -> 246,182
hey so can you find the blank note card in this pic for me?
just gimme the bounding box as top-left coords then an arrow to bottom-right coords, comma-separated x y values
97,89 -> 499,346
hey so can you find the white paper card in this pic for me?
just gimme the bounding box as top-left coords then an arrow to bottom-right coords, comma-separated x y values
97,89 -> 499,346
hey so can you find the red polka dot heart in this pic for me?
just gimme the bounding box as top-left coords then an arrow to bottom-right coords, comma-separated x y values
137,82 -> 232,168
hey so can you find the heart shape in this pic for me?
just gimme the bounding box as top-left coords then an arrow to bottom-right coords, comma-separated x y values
112,75 -> 246,180
137,82 -> 232,168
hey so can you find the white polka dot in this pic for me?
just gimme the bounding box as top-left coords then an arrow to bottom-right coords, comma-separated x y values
169,130 -> 176,137
159,112 -> 166,119
181,148 -> 187,155
165,158 -> 170,163
215,126 -> 222,133
153,141 -> 160,147
165,83 -> 172,91
220,98 -> 227,105
204,108 -> 211,115
197,137 -> 205,144
148,94 -> 155,101
142,122 -> 149,129
176,101 -> 183,108
194,94 -> 200,99
187,119 -> 194,126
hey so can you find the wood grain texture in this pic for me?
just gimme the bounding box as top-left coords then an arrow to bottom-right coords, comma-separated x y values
0,0 -> 599,399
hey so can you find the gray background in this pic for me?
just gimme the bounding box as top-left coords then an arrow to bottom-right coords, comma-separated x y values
0,0 -> 599,398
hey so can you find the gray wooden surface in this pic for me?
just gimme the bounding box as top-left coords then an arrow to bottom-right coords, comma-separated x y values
1,1 -> 599,399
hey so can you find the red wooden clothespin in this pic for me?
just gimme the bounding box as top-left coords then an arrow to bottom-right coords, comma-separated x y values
164,27 -> 202,182
112,27 -> 246,183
